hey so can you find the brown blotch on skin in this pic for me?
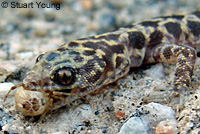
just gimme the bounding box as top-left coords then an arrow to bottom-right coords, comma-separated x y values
128,31 -> 145,49
164,22 -> 182,38
108,44 -> 125,55
192,11 -> 200,19
68,51 -> 80,55
187,20 -> 200,36
140,20 -> 159,27
83,50 -> 96,56
149,30 -> 163,46
79,34 -> 120,41
57,47 -> 69,52
82,41 -> 99,50
115,56 -> 124,68
159,15 -> 184,20
94,34 -> 120,41
68,41 -> 80,47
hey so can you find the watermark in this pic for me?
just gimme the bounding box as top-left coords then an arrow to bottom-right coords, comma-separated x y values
1,1 -> 61,10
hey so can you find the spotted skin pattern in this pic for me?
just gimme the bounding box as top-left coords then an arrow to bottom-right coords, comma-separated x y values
9,11 -> 200,115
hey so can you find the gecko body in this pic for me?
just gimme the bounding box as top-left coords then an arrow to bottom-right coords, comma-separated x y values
10,11 -> 200,116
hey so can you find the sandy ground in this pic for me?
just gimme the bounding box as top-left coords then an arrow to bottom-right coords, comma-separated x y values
1,0 -> 200,133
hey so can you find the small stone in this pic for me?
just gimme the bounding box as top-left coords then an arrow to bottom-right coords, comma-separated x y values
98,13 -> 116,31
26,126 -> 32,131
33,28 -> 47,37
145,63 -> 165,79
71,1 -> 83,12
5,23 -> 16,33
45,12 -> 56,22
0,43 -> 10,59
141,103 -> 176,126
118,117 -> 149,134
81,0 -> 93,10
0,82 -> 15,98
61,25 -> 74,35
102,129 -> 107,133
115,110 -> 126,120
154,119 -> 178,134
17,9 -> 36,19
94,110 -> 99,115
16,51 -> 34,60
186,122 -> 194,128
2,124 -> 9,131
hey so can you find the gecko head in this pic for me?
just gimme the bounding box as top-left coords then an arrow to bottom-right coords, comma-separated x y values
22,42 -> 108,94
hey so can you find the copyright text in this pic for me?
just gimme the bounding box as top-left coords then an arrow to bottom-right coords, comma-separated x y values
1,1 -> 61,10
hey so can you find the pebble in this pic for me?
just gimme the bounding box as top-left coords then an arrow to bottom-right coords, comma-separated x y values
0,108 -> 13,131
61,25 -> 74,35
141,103 -> 177,128
81,0 -> 93,10
0,82 -> 15,98
154,119 -> 178,134
45,12 -> 56,22
94,110 -> 99,115
98,13 -> 116,32
16,51 -> 34,60
5,23 -> 17,33
102,129 -> 107,133
2,124 -> 9,131
118,103 -> 177,134
118,117 -> 149,134
33,28 -> 47,37
0,43 -> 10,59
145,63 -> 165,80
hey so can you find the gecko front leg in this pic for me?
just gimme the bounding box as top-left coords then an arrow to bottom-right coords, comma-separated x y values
143,44 -> 196,107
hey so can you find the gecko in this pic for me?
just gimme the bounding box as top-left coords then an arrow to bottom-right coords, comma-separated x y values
6,11 -> 200,116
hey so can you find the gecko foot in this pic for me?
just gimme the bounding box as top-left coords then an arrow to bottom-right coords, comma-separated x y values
142,85 -> 188,110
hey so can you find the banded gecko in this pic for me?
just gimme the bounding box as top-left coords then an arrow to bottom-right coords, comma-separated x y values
6,11 -> 200,116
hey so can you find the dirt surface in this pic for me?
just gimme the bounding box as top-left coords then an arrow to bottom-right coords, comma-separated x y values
0,0 -> 200,134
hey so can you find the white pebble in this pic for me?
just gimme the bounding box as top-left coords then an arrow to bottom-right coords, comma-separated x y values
118,117 -> 149,134
0,82 -> 15,98
2,124 -> 9,131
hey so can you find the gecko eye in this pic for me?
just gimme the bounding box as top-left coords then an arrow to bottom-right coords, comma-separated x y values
36,54 -> 44,63
52,67 -> 75,86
